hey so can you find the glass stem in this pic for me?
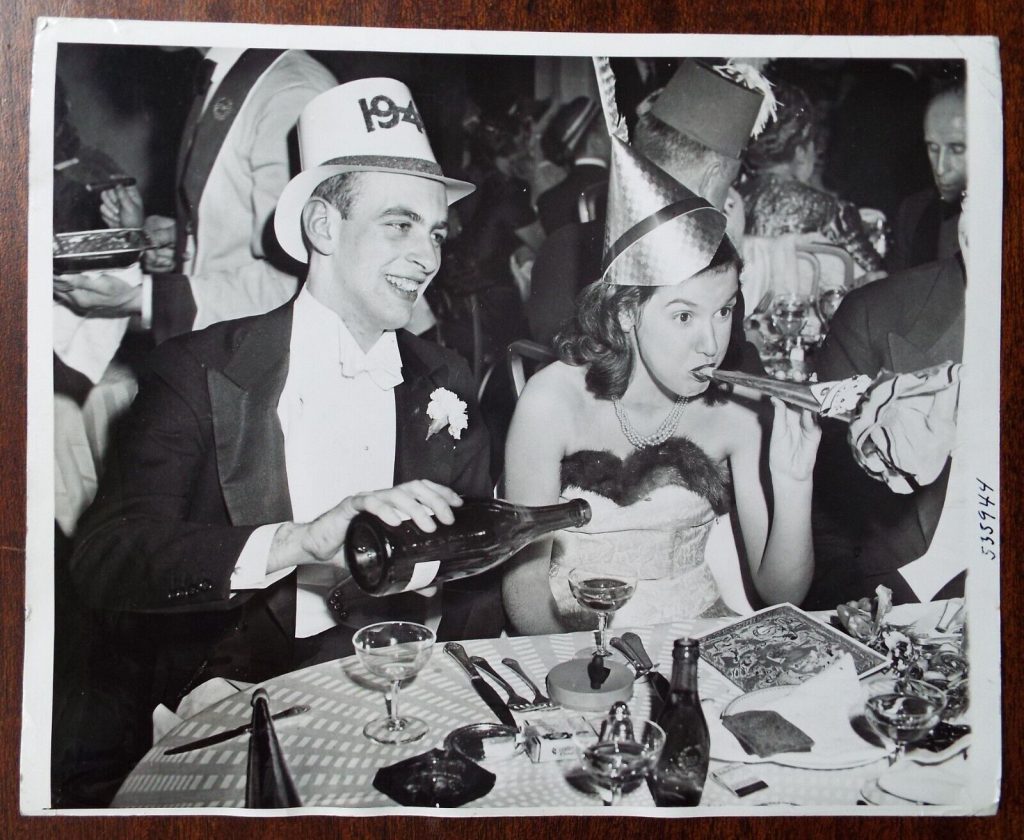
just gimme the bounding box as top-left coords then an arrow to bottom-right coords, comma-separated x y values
389,679 -> 402,729
596,612 -> 609,654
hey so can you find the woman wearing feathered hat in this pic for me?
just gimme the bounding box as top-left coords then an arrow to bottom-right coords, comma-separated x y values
501,59 -> 821,634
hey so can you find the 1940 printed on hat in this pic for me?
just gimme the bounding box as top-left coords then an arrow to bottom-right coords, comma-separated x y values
275,77 -> 475,262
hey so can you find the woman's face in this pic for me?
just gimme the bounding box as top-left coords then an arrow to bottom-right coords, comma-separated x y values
628,266 -> 739,398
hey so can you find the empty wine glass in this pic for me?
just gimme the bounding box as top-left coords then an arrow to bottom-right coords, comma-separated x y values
865,679 -> 947,765
353,621 -> 435,744
568,567 -> 638,658
576,715 -> 665,806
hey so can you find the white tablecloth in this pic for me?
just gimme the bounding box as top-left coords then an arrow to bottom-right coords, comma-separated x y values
113,614 -> 968,812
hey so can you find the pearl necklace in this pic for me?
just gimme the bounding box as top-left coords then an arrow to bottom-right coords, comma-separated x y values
613,394 -> 694,449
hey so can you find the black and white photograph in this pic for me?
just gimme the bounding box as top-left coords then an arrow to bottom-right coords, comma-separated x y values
22,18 -> 1002,816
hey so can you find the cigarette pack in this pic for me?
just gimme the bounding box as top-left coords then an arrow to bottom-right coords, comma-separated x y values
523,714 -> 597,763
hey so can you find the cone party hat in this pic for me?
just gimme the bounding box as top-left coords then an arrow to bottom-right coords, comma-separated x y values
592,57 -> 727,286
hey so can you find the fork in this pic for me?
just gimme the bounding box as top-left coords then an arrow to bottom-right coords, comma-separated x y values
500,657 -> 559,711
469,656 -> 536,712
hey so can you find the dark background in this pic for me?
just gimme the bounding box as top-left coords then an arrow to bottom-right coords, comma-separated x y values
2,2 -> 1019,838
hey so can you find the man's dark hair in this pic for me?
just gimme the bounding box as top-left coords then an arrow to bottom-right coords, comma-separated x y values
555,235 -> 743,400
311,169 -> 364,218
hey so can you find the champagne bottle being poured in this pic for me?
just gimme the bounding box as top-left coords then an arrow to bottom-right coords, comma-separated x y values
327,498 -> 591,610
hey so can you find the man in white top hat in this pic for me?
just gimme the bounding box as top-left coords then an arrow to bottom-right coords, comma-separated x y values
69,79 -> 502,710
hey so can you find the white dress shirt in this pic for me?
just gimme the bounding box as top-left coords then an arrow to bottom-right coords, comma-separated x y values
231,287 -> 440,638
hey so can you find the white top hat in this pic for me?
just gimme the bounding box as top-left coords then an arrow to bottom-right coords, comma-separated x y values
275,77 -> 475,262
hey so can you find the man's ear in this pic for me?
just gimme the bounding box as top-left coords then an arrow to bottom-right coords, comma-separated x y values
301,197 -> 339,256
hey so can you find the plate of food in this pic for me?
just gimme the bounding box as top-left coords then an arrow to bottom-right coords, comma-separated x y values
53,227 -> 152,273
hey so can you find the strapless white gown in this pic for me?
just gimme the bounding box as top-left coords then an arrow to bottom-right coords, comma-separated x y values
550,438 -> 734,628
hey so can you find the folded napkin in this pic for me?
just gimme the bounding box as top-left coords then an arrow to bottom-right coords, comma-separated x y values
53,262 -> 143,384
152,677 -> 252,743
849,362 -> 961,494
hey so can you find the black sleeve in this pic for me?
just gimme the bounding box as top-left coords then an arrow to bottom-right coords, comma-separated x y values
70,340 -> 257,612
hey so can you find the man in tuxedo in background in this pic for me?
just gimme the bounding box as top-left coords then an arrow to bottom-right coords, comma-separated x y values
806,196 -> 968,608
59,79 -> 502,806
535,96 -> 609,236
888,83 -> 966,271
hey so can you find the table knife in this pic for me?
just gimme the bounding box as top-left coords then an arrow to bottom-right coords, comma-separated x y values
164,704 -> 310,755
444,642 -> 517,727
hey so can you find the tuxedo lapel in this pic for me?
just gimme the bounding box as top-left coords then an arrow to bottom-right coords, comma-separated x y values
393,332 -> 456,487
208,307 -> 294,526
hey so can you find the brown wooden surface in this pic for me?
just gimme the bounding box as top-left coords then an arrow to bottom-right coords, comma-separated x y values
2,1 -> 1019,837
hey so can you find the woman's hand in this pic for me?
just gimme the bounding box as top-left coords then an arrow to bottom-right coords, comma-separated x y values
768,398 -> 821,482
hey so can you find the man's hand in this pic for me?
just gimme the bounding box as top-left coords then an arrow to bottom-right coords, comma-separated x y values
99,183 -> 145,229
142,215 -> 177,273
267,480 -> 464,575
54,272 -> 142,318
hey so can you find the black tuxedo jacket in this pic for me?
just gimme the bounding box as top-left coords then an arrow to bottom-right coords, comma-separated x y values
536,163 -> 608,236
807,256 -> 966,606
70,301 -> 500,684
889,188 -> 962,272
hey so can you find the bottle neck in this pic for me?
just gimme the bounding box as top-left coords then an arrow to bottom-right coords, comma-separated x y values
519,498 -> 591,532
669,648 -> 700,697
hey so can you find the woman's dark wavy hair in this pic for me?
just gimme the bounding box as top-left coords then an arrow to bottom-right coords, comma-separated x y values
555,235 -> 743,400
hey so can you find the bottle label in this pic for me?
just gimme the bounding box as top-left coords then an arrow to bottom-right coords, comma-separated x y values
402,560 -> 441,592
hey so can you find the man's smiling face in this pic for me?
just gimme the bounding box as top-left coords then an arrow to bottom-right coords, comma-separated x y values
325,171 -> 448,348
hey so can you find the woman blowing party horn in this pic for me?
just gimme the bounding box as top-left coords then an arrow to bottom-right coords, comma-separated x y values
501,58 -> 821,634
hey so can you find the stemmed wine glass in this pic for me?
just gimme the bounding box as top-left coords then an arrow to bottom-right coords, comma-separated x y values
770,292 -> 810,351
568,567 -> 638,658
353,621 -> 435,744
865,679 -> 947,766
576,716 -> 665,806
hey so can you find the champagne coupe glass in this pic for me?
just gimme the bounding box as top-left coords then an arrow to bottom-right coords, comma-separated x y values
576,718 -> 665,806
865,679 -> 947,766
353,621 -> 435,744
770,292 -> 809,352
568,567 -> 638,658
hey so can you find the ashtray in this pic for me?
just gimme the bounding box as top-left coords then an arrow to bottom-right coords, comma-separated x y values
372,748 -> 495,807
444,723 -> 524,766
53,227 -> 151,273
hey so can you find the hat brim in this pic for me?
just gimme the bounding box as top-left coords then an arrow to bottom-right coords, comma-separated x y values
274,164 -> 476,263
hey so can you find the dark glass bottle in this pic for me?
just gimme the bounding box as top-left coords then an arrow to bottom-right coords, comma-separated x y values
649,638 -> 710,806
335,497 -> 591,599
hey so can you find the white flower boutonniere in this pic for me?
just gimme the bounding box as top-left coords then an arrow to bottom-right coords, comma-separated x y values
426,387 -> 468,441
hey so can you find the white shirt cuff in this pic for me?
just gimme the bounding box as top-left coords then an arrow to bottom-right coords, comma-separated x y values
230,522 -> 293,590
140,274 -> 153,329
